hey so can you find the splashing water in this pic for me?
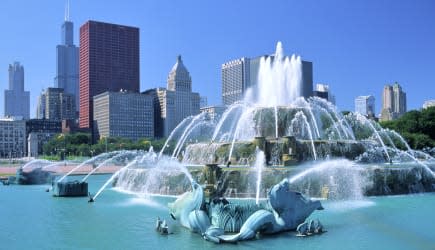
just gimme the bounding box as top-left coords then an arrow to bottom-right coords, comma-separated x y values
254,148 -> 265,205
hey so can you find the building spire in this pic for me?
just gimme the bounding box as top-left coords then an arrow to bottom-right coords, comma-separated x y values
65,0 -> 70,21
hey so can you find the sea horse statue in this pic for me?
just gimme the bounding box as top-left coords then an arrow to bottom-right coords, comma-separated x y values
168,179 -> 324,243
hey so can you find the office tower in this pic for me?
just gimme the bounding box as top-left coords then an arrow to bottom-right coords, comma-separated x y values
200,96 -> 208,108
93,91 -> 154,140
381,82 -> 407,121
54,5 -> 79,113
221,55 -> 313,106
4,62 -> 30,119
313,84 -> 336,104
36,88 -> 75,121
145,55 -> 200,137
36,91 -> 46,119
44,88 -> 76,120
355,95 -> 375,117
0,118 -> 26,158
79,20 -> 139,129
222,57 -> 250,105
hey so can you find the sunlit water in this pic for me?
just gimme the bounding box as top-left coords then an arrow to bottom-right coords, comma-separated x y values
1,175 -> 434,249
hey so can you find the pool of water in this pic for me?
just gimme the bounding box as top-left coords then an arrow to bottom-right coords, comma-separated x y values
1,174 -> 434,249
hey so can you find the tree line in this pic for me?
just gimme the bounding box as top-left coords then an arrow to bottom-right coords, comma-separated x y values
379,106 -> 435,149
42,133 -> 172,160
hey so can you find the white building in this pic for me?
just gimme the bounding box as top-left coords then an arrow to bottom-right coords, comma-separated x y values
93,91 -> 154,140
355,95 -> 375,117
149,55 -> 200,137
4,62 -> 30,119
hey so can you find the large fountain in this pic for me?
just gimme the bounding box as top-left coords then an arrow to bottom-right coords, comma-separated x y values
96,42 -> 434,243
110,42 -> 435,199
14,42 -> 433,243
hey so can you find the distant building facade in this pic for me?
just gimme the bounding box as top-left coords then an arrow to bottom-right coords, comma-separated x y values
422,100 -> 435,109
93,91 -> 154,141
200,96 -> 208,108
79,20 -> 140,129
36,88 -> 75,120
221,55 -> 313,105
200,105 -> 227,121
0,118 -> 26,158
54,15 -> 79,114
36,91 -> 46,119
148,56 -> 200,137
313,84 -> 336,104
4,62 -> 30,119
381,82 -> 406,121
355,95 -> 375,117
26,119 -> 62,157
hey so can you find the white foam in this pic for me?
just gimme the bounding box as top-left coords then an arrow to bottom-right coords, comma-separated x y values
325,199 -> 376,212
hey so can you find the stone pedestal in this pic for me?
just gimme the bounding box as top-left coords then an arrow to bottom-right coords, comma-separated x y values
282,153 -> 298,166
253,137 -> 266,152
54,181 -> 88,197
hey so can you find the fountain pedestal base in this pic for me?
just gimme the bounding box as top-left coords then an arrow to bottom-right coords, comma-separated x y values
53,181 -> 88,197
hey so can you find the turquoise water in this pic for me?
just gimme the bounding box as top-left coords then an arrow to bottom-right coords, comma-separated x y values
1,175 -> 434,250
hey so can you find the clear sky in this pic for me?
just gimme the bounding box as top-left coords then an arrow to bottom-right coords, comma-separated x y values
1,0 -> 434,118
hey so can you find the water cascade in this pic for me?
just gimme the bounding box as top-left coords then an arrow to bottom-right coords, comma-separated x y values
254,148 -> 265,205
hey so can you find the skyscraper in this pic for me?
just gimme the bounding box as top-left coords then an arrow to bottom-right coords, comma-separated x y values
54,4 -> 79,114
44,88 -> 76,120
4,62 -> 30,119
146,55 -> 200,137
355,95 -> 375,117
221,55 -> 313,106
36,88 -> 75,121
79,20 -> 140,129
380,82 -> 407,121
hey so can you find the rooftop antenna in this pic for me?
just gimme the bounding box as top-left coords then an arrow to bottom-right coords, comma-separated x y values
64,0 -> 70,21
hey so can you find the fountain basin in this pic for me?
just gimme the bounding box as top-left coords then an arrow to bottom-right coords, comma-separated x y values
114,162 -> 435,199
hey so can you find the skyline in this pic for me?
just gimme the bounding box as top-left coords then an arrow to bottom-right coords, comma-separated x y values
1,0 -> 435,118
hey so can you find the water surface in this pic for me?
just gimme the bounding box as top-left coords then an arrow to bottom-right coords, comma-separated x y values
1,175 -> 434,249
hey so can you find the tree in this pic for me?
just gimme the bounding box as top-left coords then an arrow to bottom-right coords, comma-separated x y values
379,107 -> 435,149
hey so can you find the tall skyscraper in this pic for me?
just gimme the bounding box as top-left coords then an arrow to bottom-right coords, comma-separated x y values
146,55 -> 200,137
54,4 -> 79,113
79,20 -> 140,129
355,95 -> 375,117
4,62 -> 30,119
222,57 -> 250,105
381,82 -> 407,121
221,55 -> 313,106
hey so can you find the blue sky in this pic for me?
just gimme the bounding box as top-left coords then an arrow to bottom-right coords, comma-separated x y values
1,0 -> 434,118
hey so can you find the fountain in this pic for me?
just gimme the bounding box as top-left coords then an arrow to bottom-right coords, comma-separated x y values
105,42 -> 434,203
24,42 -> 432,243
